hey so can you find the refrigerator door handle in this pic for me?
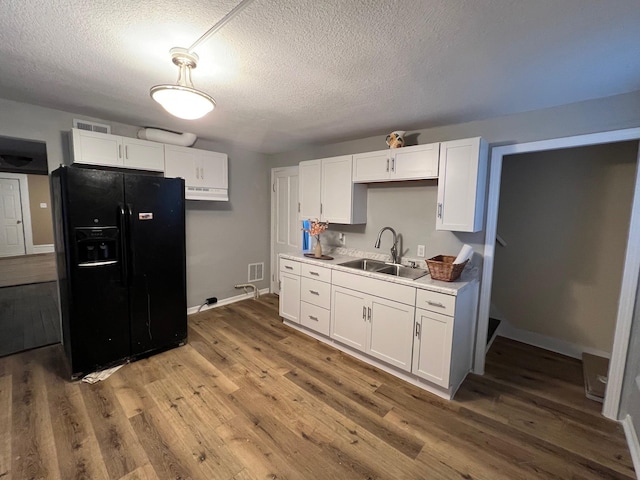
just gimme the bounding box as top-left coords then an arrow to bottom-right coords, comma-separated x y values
117,204 -> 129,285
126,203 -> 135,277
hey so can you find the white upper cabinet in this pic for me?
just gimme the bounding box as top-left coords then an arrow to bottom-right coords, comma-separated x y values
299,155 -> 367,224
70,128 -> 164,171
352,143 -> 439,183
436,137 -> 488,232
164,145 -> 228,201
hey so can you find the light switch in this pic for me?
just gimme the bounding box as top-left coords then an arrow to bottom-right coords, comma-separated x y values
40,202 -> 47,208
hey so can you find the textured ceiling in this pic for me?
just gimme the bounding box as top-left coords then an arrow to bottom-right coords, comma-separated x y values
1,0 -> 639,154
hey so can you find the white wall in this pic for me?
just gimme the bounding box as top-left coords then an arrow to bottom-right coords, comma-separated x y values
492,142 -> 637,353
0,98 -> 271,308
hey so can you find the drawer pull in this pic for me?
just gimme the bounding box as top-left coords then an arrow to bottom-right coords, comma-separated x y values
367,307 -> 371,320
309,290 -> 320,295
415,323 -> 421,338
362,306 -> 366,319
427,300 -> 445,308
308,315 -> 318,321
310,271 -> 320,276
285,265 -> 293,270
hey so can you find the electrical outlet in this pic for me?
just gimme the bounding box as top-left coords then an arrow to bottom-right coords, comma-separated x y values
417,245 -> 425,257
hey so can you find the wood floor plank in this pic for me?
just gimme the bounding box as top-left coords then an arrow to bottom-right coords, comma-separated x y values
0,375 -> 11,479
80,381 -> 150,479
0,295 -> 634,480
10,349 -> 61,480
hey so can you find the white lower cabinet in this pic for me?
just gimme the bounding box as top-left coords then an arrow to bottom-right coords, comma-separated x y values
279,272 -> 300,323
277,255 -> 478,399
331,285 -> 415,372
412,309 -> 454,387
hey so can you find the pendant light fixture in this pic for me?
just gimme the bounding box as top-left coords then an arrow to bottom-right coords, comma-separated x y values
150,0 -> 256,120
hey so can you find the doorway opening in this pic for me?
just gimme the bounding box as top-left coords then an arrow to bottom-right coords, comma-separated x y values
477,128 -> 640,420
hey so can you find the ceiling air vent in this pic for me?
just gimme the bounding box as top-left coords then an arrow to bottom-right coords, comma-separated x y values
73,119 -> 111,134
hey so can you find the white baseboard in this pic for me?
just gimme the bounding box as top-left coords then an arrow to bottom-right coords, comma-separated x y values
187,288 -> 270,315
498,322 -> 611,360
32,244 -> 54,254
622,415 -> 640,477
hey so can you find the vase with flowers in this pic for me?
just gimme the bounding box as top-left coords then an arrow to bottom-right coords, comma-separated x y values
304,219 -> 329,258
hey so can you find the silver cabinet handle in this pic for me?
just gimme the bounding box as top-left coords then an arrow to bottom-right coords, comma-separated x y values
391,158 -> 395,172
415,322 -> 421,337
285,265 -> 293,270
118,144 -> 122,159
310,271 -> 320,276
362,306 -> 366,319
309,290 -> 319,295
195,167 -> 200,179
437,203 -> 443,218
125,145 -> 129,159
201,167 -> 205,180
386,158 -> 389,172
308,315 -> 318,321
427,300 -> 445,308
367,307 -> 371,320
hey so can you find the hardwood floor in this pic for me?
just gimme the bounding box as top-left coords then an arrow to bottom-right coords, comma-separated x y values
0,252 -> 57,288
0,294 -> 635,479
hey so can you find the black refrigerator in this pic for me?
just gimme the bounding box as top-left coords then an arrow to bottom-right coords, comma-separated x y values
51,166 -> 187,379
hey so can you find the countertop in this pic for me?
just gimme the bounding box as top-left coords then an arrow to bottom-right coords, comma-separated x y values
280,249 -> 477,296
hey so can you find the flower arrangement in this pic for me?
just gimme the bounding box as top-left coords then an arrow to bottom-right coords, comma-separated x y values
304,219 -> 329,240
303,219 -> 329,257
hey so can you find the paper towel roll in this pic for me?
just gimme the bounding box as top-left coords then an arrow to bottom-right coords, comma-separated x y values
454,244 -> 473,264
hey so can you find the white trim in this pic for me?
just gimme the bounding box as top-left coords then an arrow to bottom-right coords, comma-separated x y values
476,127 -> 640,422
187,288 -> 270,315
32,244 -> 54,254
622,415 -> 640,477
0,172 -> 34,256
497,323 -> 611,360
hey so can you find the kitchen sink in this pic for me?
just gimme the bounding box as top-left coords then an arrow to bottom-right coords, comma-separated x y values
338,258 -> 388,272
376,264 -> 429,280
338,258 -> 429,281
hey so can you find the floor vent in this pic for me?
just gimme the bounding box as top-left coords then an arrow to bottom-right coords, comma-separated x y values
248,263 -> 264,282
73,119 -> 111,134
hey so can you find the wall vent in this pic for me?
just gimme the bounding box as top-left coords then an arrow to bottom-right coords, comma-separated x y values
73,119 -> 111,134
248,262 -> 264,282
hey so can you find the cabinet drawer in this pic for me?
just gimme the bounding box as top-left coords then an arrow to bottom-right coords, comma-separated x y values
301,277 -> 331,309
416,289 -> 456,316
280,258 -> 301,275
301,263 -> 331,282
300,301 -> 330,336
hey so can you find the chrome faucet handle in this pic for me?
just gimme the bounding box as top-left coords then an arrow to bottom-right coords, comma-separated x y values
407,260 -> 417,268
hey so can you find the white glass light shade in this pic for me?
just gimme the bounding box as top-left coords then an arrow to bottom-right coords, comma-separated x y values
150,85 -> 215,120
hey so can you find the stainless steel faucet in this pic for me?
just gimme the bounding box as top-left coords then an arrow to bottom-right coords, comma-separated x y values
374,227 -> 399,264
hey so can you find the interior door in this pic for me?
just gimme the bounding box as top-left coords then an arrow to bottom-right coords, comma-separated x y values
0,177 -> 25,257
271,166 -> 300,293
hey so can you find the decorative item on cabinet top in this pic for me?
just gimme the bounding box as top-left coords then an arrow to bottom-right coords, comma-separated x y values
386,130 -> 406,148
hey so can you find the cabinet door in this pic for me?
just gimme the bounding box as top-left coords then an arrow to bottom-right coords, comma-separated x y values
331,285 -> 367,351
123,138 -> 164,171
164,146 -> 198,184
392,143 -> 439,180
279,272 -> 301,323
299,160 -> 322,220
321,155 -> 353,223
198,151 -> 228,189
436,137 -> 486,232
352,150 -> 390,182
71,129 -> 123,167
412,308 -> 453,387
368,297 -> 415,371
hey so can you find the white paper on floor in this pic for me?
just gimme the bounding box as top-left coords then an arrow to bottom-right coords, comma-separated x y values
81,363 -> 125,384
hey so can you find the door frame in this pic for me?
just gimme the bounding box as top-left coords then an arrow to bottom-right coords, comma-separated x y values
0,172 -> 35,256
476,127 -> 640,420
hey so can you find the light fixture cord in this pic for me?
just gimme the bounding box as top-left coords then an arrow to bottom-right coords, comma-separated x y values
187,0 -> 256,53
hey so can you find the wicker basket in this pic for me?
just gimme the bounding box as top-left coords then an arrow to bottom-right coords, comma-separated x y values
425,255 -> 467,282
